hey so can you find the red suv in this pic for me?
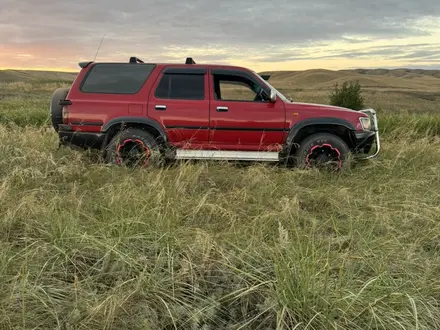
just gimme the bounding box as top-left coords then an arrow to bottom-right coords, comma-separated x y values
50,56 -> 380,170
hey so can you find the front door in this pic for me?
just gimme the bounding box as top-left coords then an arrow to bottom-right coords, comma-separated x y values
147,67 -> 209,148
208,69 -> 286,151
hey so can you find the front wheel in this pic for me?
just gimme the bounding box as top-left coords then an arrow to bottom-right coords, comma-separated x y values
295,133 -> 350,171
104,128 -> 163,168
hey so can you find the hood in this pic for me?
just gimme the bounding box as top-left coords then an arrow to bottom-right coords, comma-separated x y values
288,101 -> 361,115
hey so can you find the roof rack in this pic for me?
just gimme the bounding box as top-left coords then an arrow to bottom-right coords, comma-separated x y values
185,57 -> 196,64
129,57 -> 144,63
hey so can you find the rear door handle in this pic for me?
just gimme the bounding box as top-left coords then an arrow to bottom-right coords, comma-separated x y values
155,105 -> 166,110
216,106 -> 228,112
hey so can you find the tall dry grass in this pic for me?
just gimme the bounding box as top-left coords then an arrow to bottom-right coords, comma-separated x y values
1,79 -> 440,329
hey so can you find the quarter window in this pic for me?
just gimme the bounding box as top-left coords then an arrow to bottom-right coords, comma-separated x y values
80,63 -> 155,94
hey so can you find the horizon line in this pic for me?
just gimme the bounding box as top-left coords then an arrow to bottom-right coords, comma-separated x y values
1,66 -> 439,74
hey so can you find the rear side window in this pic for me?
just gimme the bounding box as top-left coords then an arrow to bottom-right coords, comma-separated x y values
80,63 -> 156,94
154,73 -> 205,100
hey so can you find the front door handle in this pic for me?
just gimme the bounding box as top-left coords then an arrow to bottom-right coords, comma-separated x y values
155,105 -> 166,110
216,106 -> 228,112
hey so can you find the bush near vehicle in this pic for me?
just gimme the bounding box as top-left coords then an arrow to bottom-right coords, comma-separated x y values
50,57 -> 380,171
329,80 -> 365,110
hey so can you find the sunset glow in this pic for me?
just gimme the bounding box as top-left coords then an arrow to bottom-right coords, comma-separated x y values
1,1 -> 439,72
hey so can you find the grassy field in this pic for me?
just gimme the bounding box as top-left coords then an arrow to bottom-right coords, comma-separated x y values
1,68 -> 440,329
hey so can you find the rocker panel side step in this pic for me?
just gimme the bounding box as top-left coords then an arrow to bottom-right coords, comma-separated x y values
175,150 -> 279,162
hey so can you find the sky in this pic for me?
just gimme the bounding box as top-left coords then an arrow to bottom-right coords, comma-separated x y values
1,0 -> 440,72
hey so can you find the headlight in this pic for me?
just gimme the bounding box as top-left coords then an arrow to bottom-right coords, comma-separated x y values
359,117 -> 371,130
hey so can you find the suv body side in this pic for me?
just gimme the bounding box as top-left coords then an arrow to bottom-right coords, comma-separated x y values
57,59 -> 379,164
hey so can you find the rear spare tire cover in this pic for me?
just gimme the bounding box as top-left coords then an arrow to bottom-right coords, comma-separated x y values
50,88 -> 69,132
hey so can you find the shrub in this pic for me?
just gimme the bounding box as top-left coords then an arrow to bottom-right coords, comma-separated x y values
329,80 -> 364,110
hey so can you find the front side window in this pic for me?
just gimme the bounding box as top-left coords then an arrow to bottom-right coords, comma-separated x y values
154,73 -> 205,100
252,70 -> 290,102
212,73 -> 267,102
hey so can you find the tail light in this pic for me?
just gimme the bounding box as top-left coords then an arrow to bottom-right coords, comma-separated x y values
62,107 -> 69,123
58,99 -> 72,124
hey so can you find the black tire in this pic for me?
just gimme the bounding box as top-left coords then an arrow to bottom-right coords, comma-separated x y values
295,133 -> 350,171
50,88 -> 69,132
104,128 -> 163,168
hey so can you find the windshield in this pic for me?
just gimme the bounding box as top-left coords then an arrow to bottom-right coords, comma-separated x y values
252,71 -> 291,102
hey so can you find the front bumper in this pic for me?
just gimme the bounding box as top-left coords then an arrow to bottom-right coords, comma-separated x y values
353,108 -> 381,159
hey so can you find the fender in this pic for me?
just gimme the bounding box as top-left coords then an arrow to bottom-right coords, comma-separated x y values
283,117 -> 357,153
101,117 -> 168,142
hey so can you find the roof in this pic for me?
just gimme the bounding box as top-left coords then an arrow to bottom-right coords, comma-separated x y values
79,57 -> 250,72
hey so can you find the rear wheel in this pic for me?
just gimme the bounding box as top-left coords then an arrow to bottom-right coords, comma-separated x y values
104,128 -> 163,167
295,133 -> 350,171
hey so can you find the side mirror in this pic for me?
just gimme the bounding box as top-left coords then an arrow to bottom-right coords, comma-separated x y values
270,89 -> 277,102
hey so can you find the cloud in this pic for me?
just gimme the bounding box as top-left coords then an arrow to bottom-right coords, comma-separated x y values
269,43 -> 440,61
391,49 -> 440,60
1,0 -> 440,70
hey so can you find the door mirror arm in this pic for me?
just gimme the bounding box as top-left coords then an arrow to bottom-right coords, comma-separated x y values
269,89 -> 277,102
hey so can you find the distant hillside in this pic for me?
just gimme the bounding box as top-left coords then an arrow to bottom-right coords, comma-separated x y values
260,68 -> 440,91
0,69 -> 77,83
2,68 -> 440,92
345,68 -> 440,79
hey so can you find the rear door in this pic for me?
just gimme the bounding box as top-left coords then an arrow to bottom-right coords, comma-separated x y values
208,69 -> 286,150
147,67 -> 209,148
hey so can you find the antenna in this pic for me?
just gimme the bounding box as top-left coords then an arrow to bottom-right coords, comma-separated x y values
93,32 -> 107,62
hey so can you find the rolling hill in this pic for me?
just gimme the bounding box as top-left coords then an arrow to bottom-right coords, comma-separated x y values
2,68 -> 440,90
259,68 -> 440,91
0,69 -> 77,83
